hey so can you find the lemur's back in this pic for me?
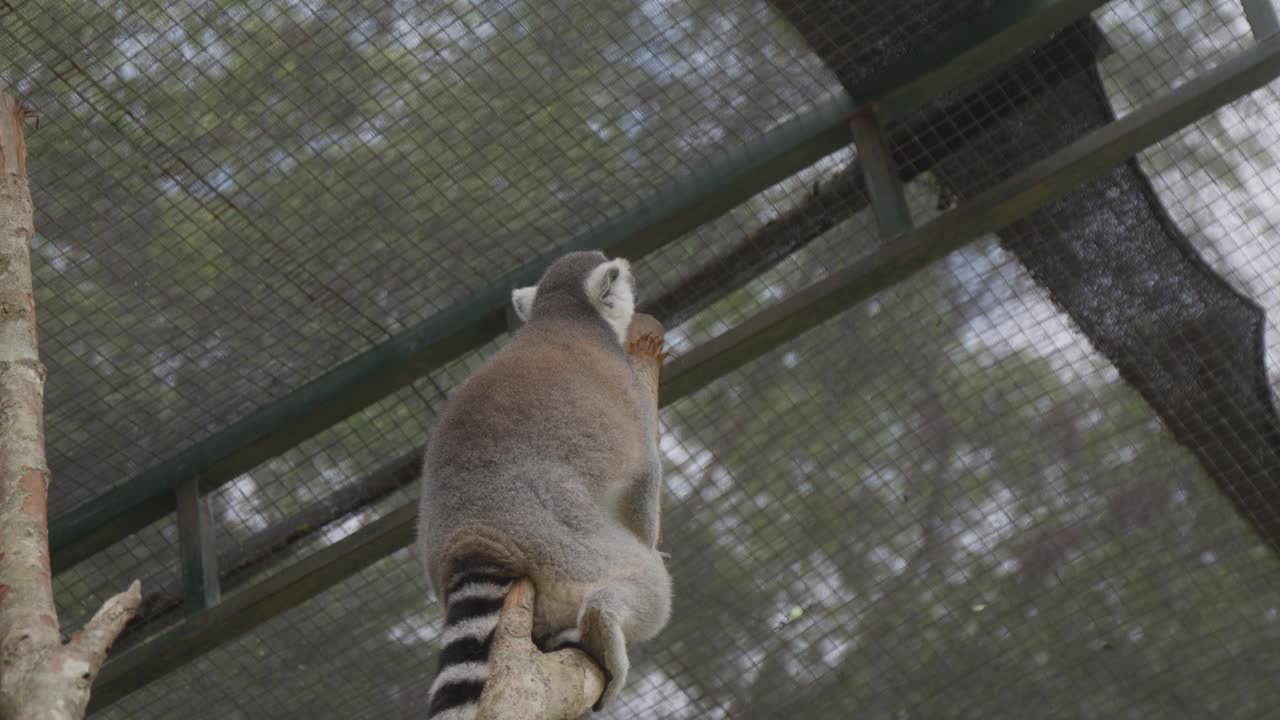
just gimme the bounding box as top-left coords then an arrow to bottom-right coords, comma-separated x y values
427,316 -> 646,490
419,317 -> 650,587
416,251 -> 670,719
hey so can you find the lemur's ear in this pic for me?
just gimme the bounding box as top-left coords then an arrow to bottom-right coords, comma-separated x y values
587,258 -> 630,302
585,258 -> 635,345
511,286 -> 537,322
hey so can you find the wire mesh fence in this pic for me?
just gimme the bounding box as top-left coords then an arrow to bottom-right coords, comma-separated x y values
2,0 -> 1280,717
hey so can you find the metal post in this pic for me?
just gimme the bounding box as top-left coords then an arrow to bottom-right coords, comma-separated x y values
849,106 -> 913,239
1245,0 -> 1280,40
175,480 -> 221,610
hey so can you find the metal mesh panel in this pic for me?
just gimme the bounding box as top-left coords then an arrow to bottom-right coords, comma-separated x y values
1,0 -> 1278,717
656,249 -> 1280,719
4,0 -> 841,513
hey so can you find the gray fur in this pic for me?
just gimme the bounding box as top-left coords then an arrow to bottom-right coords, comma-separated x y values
417,250 -> 671,711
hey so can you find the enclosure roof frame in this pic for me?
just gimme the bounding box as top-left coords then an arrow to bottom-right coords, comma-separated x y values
49,0 -> 1105,574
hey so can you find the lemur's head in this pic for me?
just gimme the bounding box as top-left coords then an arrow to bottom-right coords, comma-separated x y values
511,250 -> 636,344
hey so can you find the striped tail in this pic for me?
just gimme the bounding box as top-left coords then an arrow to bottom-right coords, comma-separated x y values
426,566 -> 515,720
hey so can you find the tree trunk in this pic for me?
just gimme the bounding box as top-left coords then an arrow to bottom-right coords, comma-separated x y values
0,91 -> 141,720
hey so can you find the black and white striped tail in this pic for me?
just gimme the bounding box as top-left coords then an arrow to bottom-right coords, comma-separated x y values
426,566 -> 515,720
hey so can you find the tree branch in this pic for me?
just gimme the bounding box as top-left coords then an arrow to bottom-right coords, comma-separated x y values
476,579 -> 606,720
0,91 -> 141,720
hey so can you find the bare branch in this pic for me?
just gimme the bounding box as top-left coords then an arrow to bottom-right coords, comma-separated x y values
0,90 -> 140,720
476,579 -> 606,720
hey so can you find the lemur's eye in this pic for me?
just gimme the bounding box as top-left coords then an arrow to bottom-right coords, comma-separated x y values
607,267 -> 620,283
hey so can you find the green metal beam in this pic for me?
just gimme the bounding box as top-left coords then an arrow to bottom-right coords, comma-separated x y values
866,0 -> 1108,117
848,107 -> 913,238
1245,0 -> 1280,39
87,31 -> 1280,709
50,0 -> 1103,573
175,480 -> 220,610
662,30 -> 1280,405
89,503 -> 418,712
47,92 -> 852,573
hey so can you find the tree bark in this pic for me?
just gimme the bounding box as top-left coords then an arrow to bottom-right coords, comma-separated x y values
0,91 -> 141,720
476,580 -> 606,720
475,313 -> 666,719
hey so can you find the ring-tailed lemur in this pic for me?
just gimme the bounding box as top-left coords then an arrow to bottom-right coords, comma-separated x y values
417,250 -> 671,719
